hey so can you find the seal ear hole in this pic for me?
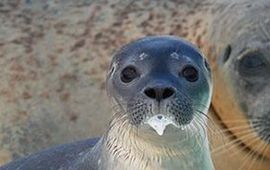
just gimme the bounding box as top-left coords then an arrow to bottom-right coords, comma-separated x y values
222,45 -> 232,63
108,65 -> 115,76
120,66 -> 139,83
204,59 -> 211,72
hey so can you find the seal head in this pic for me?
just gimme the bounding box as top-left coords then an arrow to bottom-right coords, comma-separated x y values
208,1 -> 270,160
107,36 -> 212,137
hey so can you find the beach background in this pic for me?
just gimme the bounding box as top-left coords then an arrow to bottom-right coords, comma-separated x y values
0,0 -> 209,165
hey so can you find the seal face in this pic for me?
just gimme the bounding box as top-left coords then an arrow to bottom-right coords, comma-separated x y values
209,1 -> 270,145
233,43 -> 270,143
107,36 -> 212,136
102,36 -> 214,169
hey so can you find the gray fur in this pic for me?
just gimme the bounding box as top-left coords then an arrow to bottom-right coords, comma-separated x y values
209,0 -> 270,143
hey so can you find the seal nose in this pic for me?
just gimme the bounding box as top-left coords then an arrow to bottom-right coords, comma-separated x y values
144,86 -> 175,102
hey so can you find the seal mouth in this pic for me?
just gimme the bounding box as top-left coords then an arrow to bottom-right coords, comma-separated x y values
127,92 -> 194,127
144,114 -> 180,135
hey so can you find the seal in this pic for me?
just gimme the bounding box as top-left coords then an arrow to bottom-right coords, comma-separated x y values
205,0 -> 270,169
206,0 -> 270,163
1,36 -> 213,170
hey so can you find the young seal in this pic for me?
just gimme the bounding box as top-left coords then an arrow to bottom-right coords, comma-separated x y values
1,36 -> 214,170
205,1 -> 270,169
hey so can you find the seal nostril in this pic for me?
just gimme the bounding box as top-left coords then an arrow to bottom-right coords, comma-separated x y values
144,88 -> 156,99
163,88 -> 175,99
144,87 -> 175,101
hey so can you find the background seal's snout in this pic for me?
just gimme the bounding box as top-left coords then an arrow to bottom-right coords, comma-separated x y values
143,86 -> 175,102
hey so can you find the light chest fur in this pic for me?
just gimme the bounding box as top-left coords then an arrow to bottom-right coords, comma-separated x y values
92,120 -> 214,170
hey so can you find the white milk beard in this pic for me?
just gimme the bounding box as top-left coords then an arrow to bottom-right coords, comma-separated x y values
145,114 -> 180,135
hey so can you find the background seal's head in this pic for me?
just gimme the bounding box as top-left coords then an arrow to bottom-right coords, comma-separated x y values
208,0 -> 270,159
106,36 -> 212,137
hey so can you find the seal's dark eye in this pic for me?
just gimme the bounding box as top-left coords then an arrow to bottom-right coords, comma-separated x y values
240,54 -> 265,69
239,52 -> 267,76
181,66 -> 198,82
120,66 -> 139,83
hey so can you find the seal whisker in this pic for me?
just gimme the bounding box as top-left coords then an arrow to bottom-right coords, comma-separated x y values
192,102 -> 210,109
248,139 -> 267,170
259,20 -> 270,41
239,136 -> 266,170
194,109 -> 220,137
222,126 -> 267,158
194,115 -> 209,140
211,129 -> 257,155
211,124 -> 251,133
213,116 -> 269,123
191,122 -> 202,150
258,136 -> 270,168
193,120 -> 207,148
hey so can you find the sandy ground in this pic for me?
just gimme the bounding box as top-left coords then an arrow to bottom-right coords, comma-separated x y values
0,0 -> 210,164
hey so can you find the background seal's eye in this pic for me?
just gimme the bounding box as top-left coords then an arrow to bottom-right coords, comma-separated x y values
239,52 -> 267,76
240,54 -> 265,69
120,66 -> 139,83
181,65 -> 198,82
